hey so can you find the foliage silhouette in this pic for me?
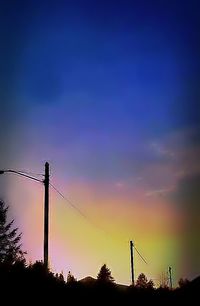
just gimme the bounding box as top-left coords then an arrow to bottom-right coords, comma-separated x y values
0,259 -> 199,305
135,273 -> 154,289
97,264 -> 115,284
67,271 -> 77,283
178,277 -> 190,288
0,201 -> 199,305
0,200 -> 25,265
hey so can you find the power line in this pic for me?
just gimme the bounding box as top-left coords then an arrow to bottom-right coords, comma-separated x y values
134,245 -> 148,265
50,182 -> 88,219
15,170 -> 44,177
50,182 -> 149,266
50,182 -> 123,241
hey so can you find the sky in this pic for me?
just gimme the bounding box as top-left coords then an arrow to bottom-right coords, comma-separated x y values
0,0 -> 200,285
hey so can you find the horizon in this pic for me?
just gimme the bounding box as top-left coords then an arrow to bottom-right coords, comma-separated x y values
0,0 -> 199,286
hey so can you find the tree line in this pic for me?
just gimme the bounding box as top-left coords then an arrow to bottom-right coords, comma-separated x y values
0,200 -> 199,305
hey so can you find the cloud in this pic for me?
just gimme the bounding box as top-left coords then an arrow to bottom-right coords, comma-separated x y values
149,141 -> 175,159
145,187 -> 174,197
115,182 -> 125,189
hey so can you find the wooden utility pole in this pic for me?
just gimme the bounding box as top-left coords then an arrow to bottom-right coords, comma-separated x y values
0,163 -> 50,270
130,240 -> 134,285
44,162 -> 49,270
169,266 -> 172,289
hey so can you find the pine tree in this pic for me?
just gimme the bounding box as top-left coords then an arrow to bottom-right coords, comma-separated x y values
67,271 -> 76,283
0,200 -> 25,264
135,273 -> 154,289
178,278 -> 190,288
59,271 -> 65,282
97,264 -> 115,283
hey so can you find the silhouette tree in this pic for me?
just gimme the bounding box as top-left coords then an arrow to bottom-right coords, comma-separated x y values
178,277 -> 190,288
58,272 -> 65,282
0,200 -> 25,264
97,264 -> 115,283
147,279 -> 154,289
135,273 -> 154,289
67,271 -> 77,283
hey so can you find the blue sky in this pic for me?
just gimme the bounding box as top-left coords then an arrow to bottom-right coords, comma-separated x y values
1,0 -> 200,283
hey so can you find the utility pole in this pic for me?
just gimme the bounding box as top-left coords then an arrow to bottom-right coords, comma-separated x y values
0,163 -> 50,270
130,240 -> 134,285
169,266 -> 172,289
44,162 -> 49,270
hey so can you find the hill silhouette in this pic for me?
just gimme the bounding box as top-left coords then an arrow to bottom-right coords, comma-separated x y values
79,276 -> 96,284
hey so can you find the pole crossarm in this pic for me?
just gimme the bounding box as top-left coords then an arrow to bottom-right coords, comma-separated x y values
0,169 -> 43,183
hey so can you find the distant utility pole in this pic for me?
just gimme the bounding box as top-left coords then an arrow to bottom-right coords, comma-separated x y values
44,162 -> 50,270
130,240 -> 134,285
169,266 -> 173,289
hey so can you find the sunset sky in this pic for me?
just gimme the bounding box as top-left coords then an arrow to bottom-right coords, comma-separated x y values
0,1 -> 200,285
